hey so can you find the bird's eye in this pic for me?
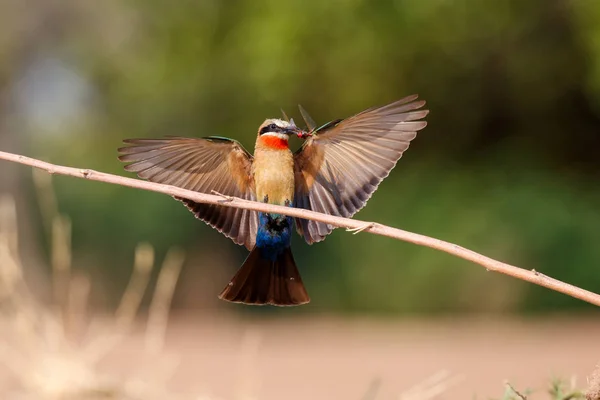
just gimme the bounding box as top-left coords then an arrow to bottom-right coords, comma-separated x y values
269,124 -> 277,131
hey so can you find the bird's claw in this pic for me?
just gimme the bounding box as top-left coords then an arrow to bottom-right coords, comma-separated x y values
346,223 -> 374,235
211,190 -> 234,203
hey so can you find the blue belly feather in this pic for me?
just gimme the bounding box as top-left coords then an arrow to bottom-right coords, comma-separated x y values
255,212 -> 294,261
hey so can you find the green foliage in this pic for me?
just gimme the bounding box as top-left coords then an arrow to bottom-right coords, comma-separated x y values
496,379 -> 585,400
548,379 -> 585,400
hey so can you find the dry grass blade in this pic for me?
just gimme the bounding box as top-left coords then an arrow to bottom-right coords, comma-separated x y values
32,168 -> 59,235
115,242 -> 155,330
65,273 -> 91,341
52,214 -> 72,311
361,378 -> 382,400
399,370 -> 464,400
145,246 -> 185,353
0,195 -> 19,256
0,195 -> 23,298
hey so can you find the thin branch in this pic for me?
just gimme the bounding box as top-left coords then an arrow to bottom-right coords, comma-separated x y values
505,381 -> 528,400
1,149 -> 599,307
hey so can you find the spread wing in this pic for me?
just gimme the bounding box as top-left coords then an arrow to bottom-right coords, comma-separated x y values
293,95 -> 429,244
118,136 -> 259,250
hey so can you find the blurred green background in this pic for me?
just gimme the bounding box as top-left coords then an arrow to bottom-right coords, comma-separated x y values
1,0 -> 599,315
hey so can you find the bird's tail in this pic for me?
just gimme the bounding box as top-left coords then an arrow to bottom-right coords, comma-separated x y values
218,246 -> 310,306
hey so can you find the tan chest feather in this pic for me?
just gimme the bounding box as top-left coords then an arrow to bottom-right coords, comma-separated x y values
252,148 -> 295,205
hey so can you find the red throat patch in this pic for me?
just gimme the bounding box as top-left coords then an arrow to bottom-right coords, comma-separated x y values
260,135 -> 289,150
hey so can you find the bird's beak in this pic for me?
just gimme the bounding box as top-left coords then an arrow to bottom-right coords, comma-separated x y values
285,127 -> 302,136
285,119 -> 309,138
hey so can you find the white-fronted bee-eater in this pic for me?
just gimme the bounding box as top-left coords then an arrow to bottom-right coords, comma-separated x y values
118,95 -> 428,306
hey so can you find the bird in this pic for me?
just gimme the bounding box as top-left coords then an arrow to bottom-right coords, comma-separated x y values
117,94 -> 429,306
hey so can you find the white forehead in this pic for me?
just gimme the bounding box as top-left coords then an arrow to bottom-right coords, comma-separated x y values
263,118 -> 291,129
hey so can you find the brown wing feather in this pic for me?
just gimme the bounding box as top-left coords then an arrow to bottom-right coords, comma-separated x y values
118,136 -> 258,250
294,95 -> 429,244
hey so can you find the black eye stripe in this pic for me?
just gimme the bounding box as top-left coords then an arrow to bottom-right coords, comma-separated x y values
259,123 -> 284,135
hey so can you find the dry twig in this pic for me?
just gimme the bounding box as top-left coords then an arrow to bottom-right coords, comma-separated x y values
1,150 -> 600,307
505,381 -> 528,400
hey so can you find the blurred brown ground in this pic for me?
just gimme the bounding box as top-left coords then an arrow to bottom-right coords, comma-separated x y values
100,313 -> 599,400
